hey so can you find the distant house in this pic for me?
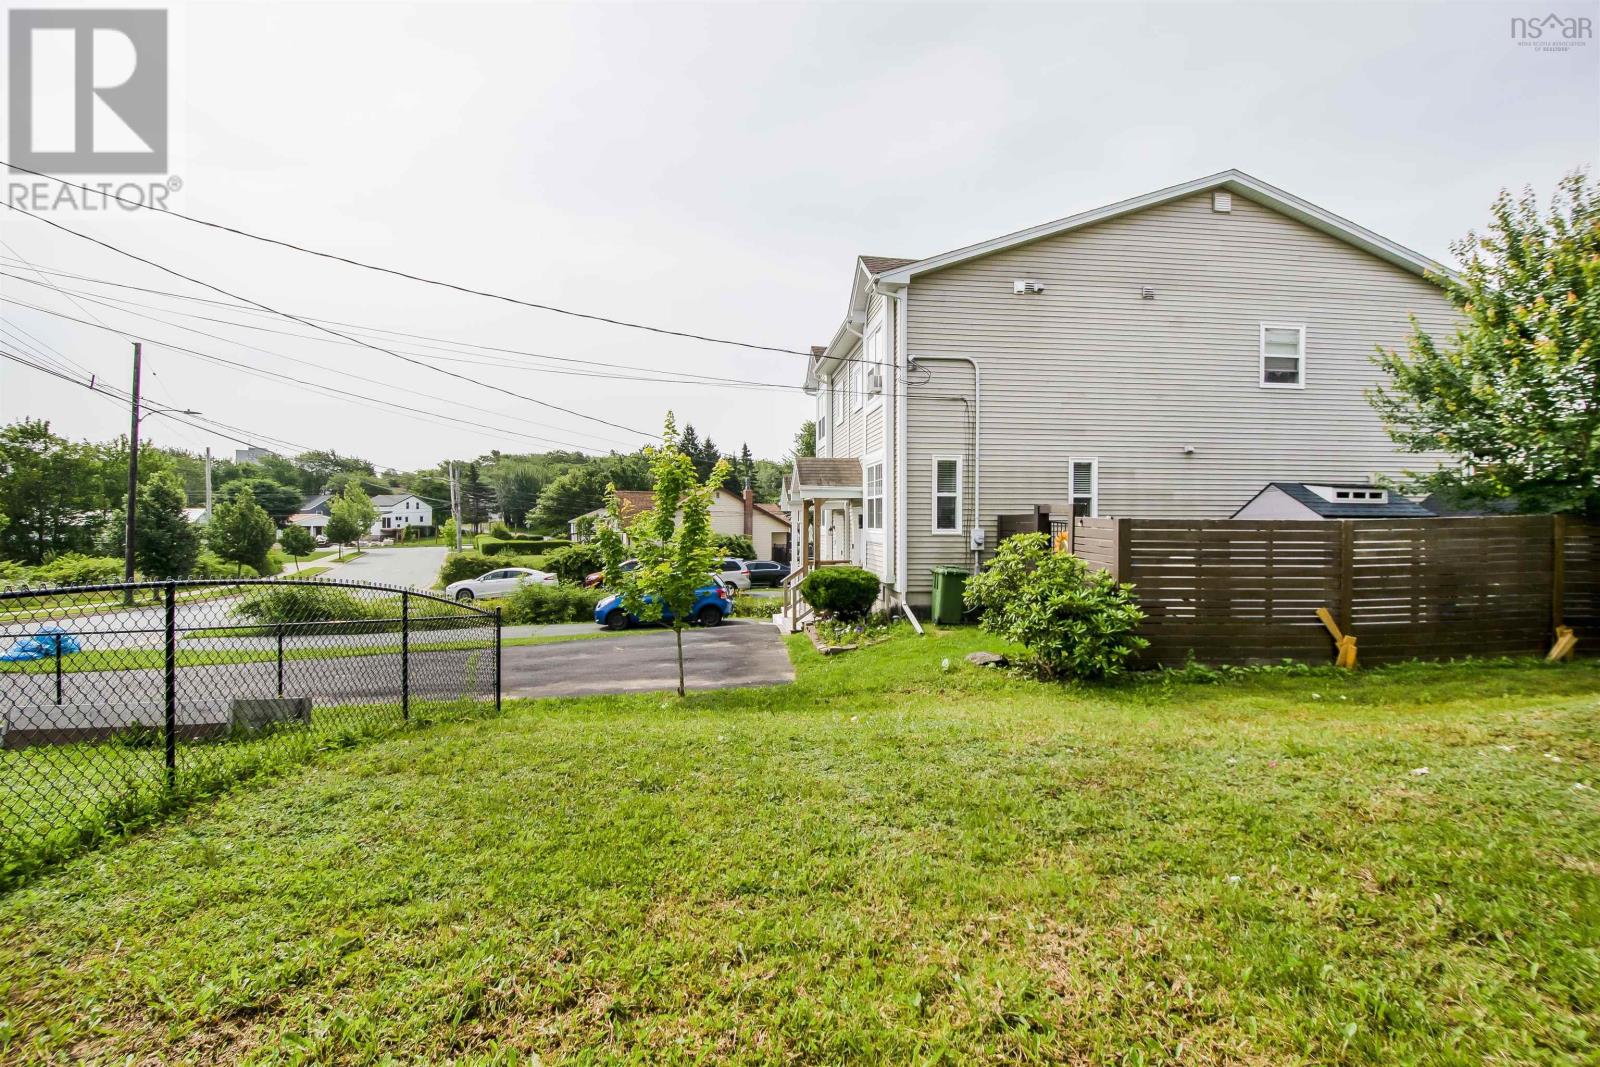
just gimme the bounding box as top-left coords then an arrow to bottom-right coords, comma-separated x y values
298,493 -> 334,517
182,507 -> 210,525
571,487 -> 791,562
234,446 -> 274,464
370,494 -> 434,537
1231,482 -> 1435,520
287,512 -> 329,538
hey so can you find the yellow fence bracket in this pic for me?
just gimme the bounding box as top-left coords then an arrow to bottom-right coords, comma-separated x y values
1317,607 -> 1359,669
1548,626 -> 1578,662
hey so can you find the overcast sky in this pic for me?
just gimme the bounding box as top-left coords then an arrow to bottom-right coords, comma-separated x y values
2,0 -> 1596,473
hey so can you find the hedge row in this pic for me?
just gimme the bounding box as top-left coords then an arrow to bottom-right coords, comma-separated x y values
476,537 -> 572,557
438,551 -> 549,587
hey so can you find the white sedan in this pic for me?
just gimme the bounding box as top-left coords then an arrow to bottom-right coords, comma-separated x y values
445,567 -> 558,602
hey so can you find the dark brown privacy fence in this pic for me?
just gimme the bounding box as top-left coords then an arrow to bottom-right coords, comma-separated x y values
1068,515 -> 1598,667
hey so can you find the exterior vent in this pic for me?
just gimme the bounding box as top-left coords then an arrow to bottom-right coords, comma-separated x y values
1212,191 -> 1232,213
1013,279 -> 1045,295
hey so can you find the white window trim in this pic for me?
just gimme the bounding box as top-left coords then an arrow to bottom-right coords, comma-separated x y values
1068,457 -> 1099,517
865,320 -> 886,412
1259,323 -> 1307,390
851,347 -> 866,412
817,375 -> 830,452
931,455 -> 963,535
863,455 -> 885,539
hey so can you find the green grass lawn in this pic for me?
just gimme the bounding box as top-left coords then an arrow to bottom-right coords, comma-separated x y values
1,630 -> 1597,1063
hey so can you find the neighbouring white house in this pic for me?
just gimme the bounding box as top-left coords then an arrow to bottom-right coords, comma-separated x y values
571,487 -> 791,562
286,512 -> 329,538
182,507 -> 210,525
784,169 -> 1458,618
370,494 -> 434,537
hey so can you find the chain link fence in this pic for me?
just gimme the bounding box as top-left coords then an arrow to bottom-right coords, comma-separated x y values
0,578 -> 500,887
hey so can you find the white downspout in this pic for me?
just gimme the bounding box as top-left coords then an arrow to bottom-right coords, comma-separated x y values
894,288 -> 909,596
907,354 -> 981,570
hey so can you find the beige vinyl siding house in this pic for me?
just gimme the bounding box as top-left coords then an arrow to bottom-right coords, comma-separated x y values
791,170 -> 1457,610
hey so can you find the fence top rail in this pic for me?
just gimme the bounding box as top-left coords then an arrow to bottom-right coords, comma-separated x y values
0,578 -> 495,618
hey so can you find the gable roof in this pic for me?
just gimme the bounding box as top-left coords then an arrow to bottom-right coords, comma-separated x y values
858,255 -> 917,276
370,493 -> 422,508
871,169 -> 1453,289
791,457 -> 863,488
1246,482 -> 1437,519
301,493 -> 333,511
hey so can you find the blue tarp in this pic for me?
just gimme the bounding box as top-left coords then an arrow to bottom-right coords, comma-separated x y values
0,625 -> 81,662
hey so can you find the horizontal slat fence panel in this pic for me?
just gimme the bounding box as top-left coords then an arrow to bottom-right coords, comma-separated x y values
1072,514 -> 1590,668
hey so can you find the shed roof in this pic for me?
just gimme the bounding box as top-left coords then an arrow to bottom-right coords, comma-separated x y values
1260,482 -> 1435,519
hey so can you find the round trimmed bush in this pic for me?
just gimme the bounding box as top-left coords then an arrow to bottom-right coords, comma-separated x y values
798,566 -> 879,620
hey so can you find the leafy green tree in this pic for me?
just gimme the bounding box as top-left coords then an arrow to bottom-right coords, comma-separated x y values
324,484 -> 378,558
1372,172 -> 1600,516
279,524 -> 315,571
460,462 -> 493,533
792,420 -> 817,460
135,473 -> 201,579
293,449 -> 375,494
207,484 -> 277,576
0,419 -> 114,563
491,460 -> 542,528
220,477 -> 301,524
753,459 -> 787,504
596,413 -> 729,696
531,467 -> 611,531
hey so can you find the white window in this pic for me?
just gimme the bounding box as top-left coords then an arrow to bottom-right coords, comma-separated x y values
1260,324 -> 1305,389
1068,458 -> 1098,517
817,376 -> 829,451
932,457 -> 962,533
864,461 -> 884,531
864,325 -> 885,401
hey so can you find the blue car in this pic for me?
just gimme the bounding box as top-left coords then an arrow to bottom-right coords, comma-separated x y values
594,579 -> 731,630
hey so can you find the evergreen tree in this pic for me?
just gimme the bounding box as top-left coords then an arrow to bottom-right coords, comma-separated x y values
1372,172 -> 1600,516
135,473 -> 201,579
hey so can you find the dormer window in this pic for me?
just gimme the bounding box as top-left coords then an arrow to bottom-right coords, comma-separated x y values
1306,484 -> 1388,504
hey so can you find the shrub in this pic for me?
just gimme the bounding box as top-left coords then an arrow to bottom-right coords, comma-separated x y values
193,550 -> 258,580
237,584 -> 375,626
542,543 -> 603,585
477,537 -> 571,557
501,583 -> 597,624
963,533 -> 1147,681
799,566 -> 879,620
488,520 -> 515,539
715,534 -> 756,560
31,554 -> 124,587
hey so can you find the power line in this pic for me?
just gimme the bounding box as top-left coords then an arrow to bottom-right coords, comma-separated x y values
3,295 -> 638,454
0,270 -> 808,394
0,257 -> 812,392
2,159 -> 814,358
1,199 -> 661,440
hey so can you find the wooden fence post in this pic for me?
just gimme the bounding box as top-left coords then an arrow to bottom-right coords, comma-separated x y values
1114,517 -> 1132,584
1552,513 -> 1566,636
1337,519 -> 1355,648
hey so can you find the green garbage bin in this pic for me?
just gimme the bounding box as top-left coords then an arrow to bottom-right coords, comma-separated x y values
930,566 -> 971,625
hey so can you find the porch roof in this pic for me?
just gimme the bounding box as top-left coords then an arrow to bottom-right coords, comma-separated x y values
787,457 -> 863,501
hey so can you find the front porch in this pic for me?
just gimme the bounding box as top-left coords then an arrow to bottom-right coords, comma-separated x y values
774,457 -> 863,632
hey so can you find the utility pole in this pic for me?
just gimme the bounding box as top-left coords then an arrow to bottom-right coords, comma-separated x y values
204,446 -> 213,522
122,342 -> 143,603
449,462 -> 463,551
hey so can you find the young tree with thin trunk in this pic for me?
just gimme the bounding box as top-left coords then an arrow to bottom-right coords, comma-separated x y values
207,484 -> 276,576
596,413 -> 729,697
280,524 -> 314,572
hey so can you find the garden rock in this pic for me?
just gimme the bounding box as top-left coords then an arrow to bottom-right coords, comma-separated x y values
965,651 -> 1008,668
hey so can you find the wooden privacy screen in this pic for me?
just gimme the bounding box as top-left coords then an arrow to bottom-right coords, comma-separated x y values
1070,515 -> 1598,667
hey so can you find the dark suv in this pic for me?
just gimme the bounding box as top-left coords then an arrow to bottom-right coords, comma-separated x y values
744,560 -> 791,587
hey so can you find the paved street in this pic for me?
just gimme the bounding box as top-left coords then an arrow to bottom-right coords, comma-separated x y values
1,620 -> 793,740
319,546 -> 448,590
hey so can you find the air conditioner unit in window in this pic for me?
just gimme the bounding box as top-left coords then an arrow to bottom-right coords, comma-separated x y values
1013,279 -> 1045,295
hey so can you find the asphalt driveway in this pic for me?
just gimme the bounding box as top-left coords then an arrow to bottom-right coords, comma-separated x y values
504,619 -> 794,698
